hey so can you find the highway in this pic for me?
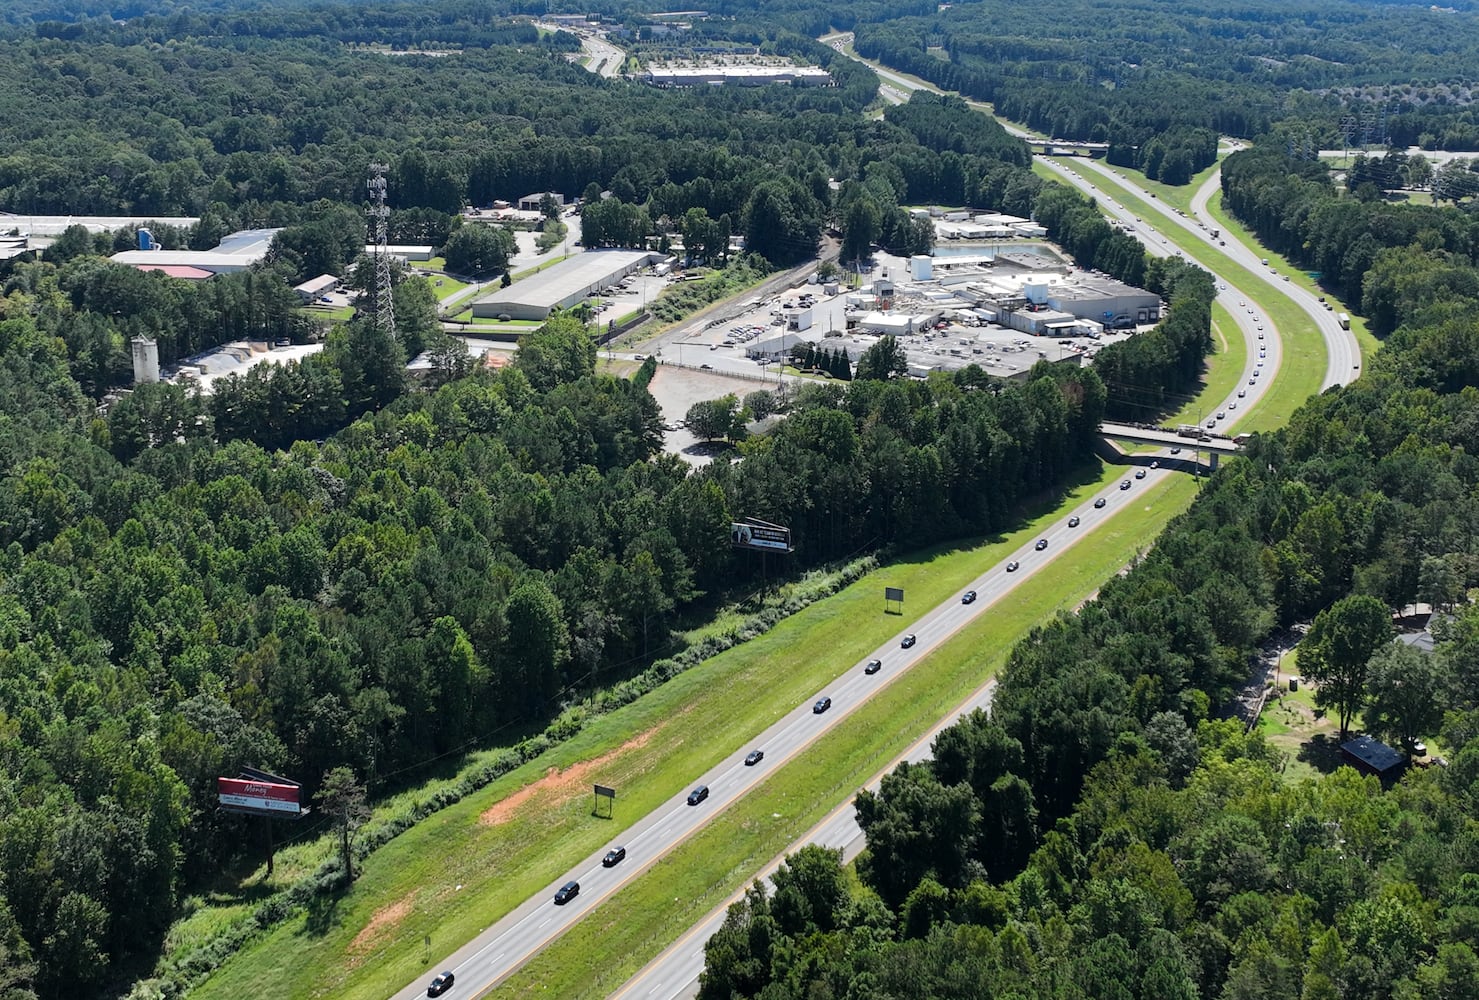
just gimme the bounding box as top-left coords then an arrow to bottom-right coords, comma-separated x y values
1066,156 -> 1360,392
609,69 -> 1351,1000
1034,158 -> 1278,434
390,454 -> 1185,1000
395,52 -> 1355,1000
608,172 -> 1272,1000
609,677 -> 1000,1000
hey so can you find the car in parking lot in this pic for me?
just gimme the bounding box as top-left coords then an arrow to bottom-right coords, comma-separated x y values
812,697 -> 832,714
687,785 -> 710,805
602,846 -> 627,867
1034,538 -> 1048,551
961,590 -> 977,604
901,633 -> 917,648
744,750 -> 764,766
428,971 -> 456,997
1120,479 -> 1132,490
1067,516 -> 1080,527
1094,497 -> 1107,508
865,658 -> 883,674
554,880 -> 580,904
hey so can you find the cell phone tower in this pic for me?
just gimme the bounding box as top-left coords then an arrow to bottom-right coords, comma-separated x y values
367,163 -> 396,337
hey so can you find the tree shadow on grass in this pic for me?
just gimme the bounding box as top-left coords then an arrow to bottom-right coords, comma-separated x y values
302,885 -> 344,938
1296,733 -> 1346,775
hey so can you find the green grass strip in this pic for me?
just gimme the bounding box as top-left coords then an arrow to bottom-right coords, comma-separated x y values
501,472 -> 1198,998
1098,159 -> 1221,216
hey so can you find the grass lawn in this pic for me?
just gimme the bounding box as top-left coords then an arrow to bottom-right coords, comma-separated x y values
428,275 -> 467,302
184,460 -> 1191,1000
1255,652 -> 1345,783
302,305 -> 354,323
501,472 -> 1196,999
512,254 -> 572,281
1097,160 -> 1221,216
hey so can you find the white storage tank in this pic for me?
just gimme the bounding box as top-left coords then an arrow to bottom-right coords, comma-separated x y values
910,255 -> 933,281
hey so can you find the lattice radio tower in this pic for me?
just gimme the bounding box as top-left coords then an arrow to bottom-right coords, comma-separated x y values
367,163 -> 395,336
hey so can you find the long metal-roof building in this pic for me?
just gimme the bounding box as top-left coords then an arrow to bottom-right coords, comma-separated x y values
471,250 -> 656,320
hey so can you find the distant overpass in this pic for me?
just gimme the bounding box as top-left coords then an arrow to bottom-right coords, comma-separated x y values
1029,139 -> 1110,157
1100,422 -> 1245,468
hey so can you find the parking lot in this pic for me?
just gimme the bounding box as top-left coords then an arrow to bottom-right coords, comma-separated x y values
649,247 -> 1147,381
644,364 -> 770,466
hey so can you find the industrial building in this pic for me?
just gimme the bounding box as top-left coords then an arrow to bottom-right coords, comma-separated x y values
643,65 -> 831,87
471,250 -> 656,320
1042,275 -> 1161,328
518,192 -> 566,212
110,228 -> 281,274
293,274 -> 339,302
0,212 -> 198,237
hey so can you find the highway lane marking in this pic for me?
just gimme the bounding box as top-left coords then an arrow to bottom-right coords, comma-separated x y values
609,674 -> 1004,1000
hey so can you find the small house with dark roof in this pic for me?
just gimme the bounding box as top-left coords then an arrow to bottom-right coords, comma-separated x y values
1341,735 -> 1406,777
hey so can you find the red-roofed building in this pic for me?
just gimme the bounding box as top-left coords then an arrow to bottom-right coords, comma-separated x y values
132,264 -> 215,281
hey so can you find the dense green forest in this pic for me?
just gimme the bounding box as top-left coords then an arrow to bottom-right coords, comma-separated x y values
854,0 -> 1479,176
1222,148 -> 1479,334
7,0 -> 1479,997
700,264 -> 1479,1000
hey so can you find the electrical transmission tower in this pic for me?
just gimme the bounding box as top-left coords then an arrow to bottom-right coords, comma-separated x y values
367,163 -> 395,337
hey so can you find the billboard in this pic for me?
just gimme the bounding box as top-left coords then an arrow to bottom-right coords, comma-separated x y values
218,777 -> 301,815
731,520 -> 793,553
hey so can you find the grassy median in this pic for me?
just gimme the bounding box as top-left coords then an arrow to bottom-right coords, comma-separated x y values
501,472 -> 1195,998
1037,161 -> 1330,430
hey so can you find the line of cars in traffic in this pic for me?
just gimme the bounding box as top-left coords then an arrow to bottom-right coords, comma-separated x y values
1002,467 -> 1156,573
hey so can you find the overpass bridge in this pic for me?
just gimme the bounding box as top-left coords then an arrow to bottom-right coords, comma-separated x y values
1100,421 -> 1245,468
1029,139 -> 1110,157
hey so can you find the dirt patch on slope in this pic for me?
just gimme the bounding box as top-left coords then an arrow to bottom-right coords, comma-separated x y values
348,895 -> 414,959
480,728 -> 659,827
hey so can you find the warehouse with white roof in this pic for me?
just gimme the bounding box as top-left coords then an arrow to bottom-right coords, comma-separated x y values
471,250 -> 657,320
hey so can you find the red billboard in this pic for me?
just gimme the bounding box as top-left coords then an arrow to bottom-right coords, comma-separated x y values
218,777 -> 301,815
